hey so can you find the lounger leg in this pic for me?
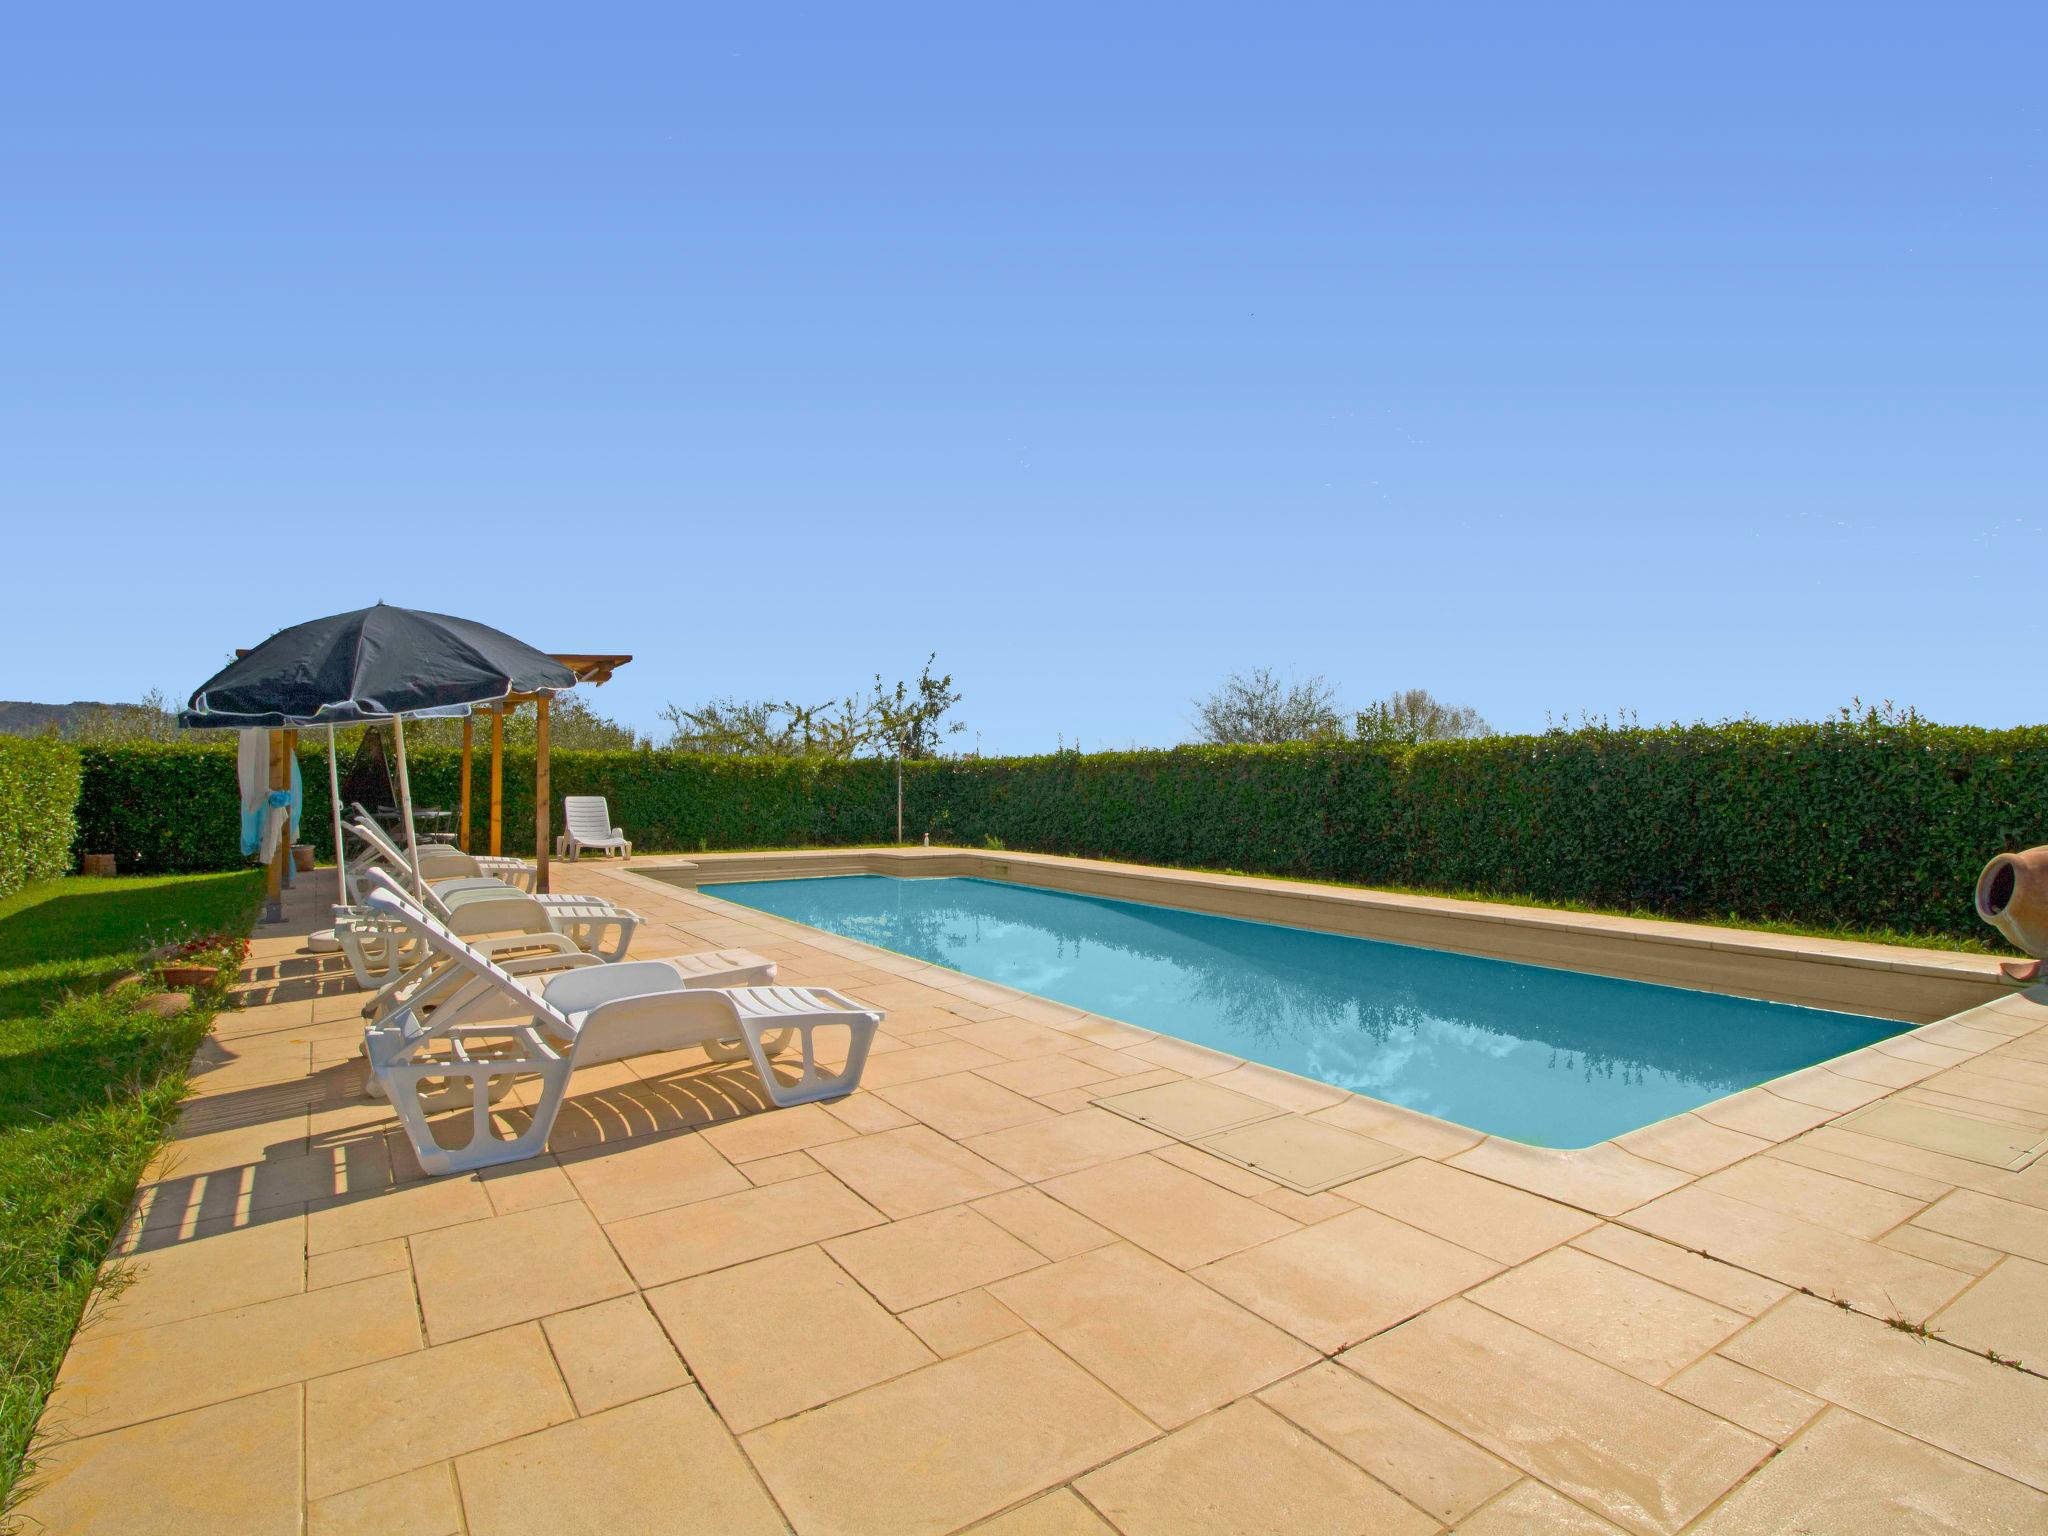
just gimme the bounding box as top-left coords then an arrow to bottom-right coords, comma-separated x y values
383,1057 -> 572,1175
741,1015 -> 876,1106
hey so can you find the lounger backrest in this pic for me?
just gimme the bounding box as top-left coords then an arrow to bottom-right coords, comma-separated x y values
361,864 -> 456,920
564,797 -> 615,839
364,888 -> 578,1036
348,816 -> 410,869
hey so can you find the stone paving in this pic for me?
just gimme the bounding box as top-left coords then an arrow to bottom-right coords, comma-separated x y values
17,860 -> 2048,1534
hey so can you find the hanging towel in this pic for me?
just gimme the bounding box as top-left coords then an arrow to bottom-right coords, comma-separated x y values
238,730 -> 304,861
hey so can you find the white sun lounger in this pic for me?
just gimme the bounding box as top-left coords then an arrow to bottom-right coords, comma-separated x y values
362,889 -> 880,1174
356,866 -> 643,962
346,814 -> 536,893
354,882 -> 775,1030
556,795 -> 632,861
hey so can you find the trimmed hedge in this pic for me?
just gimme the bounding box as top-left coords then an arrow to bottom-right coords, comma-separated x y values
0,738 -> 81,900
69,720 -> 2048,941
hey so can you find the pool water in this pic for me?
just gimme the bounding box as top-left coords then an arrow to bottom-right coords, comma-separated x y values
704,875 -> 1908,1148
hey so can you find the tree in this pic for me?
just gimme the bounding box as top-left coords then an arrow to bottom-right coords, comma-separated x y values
405,694 -> 648,750
663,656 -> 964,767
1353,688 -> 1492,745
1191,669 -> 1344,745
64,688 -> 181,744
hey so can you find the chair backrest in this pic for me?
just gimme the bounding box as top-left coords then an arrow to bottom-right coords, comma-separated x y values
348,815 -> 410,869
361,864 -> 454,919
365,888 -> 577,1036
564,796 -> 614,838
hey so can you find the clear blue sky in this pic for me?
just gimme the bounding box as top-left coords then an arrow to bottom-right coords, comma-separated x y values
3,6 -> 2041,751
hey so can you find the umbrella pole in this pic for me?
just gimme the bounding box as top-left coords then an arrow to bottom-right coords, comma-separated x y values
392,714 -> 425,899
327,724 -> 348,905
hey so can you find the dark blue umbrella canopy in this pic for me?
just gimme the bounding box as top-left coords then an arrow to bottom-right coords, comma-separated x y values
180,603 -> 578,727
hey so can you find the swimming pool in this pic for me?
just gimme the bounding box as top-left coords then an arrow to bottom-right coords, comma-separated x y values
704,874 -> 1908,1147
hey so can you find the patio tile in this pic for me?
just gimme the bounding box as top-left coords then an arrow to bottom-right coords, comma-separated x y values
305,1173 -> 494,1254
973,1053 -> 1116,1098
51,1270 -> 419,1434
879,1070 -> 1058,1138
647,1245 -> 933,1431
1338,1157 -> 1598,1264
1913,1188 -> 2048,1262
1692,1087 -> 1838,1141
1882,1221 -> 2005,1273
1663,1354 -> 1824,1442
1256,1187 -> 1355,1223
605,1171 -> 885,1285
17,1384 -> 302,1536
1195,1206 -> 1502,1352
1310,1095 -> 1485,1158
1722,1294 -> 2048,1490
1766,1139 -> 1955,1200
1205,1062 -> 1352,1114
1832,1099 -> 2043,1167
970,1185 -> 1118,1259
1041,1154 -> 1300,1268
308,1235 -> 411,1290
1456,1482 -> 1626,1534
541,1294 -> 692,1415
1093,1078 -> 1280,1138
1351,1300 -> 1770,1533
963,1488 -> 1116,1534
456,1387 -> 786,1535
1570,1224 -> 1791,1315
1468,1246 -> 1746,1384
1196,1115 -> 1407,1193
1062,1042 -> 1167,1077
742,1148 -> 825,1184
1151,1139 -> 1279,1196
1928,1256 -> 2048,1363
477,1154 -> 578,1214
1258,1361 -> 1519,1526
1447,1138 -> 1692,1216
825,1205 -> 1045,1311
964,1107 -> 1173,1182
1625,1185 -> 1971,1320
1122,1034 -> 1242,1077
948,1019 -> 1083,1059
305,1323 -> 574,1499
1766,1063 -> 1893,1112
901,1288 -> 1029,1356
1695,1155 -> 1927,1239
309,1464 -> 464,1536
85,1210 -> 306,1336
412,1201 -> 633,1343
558,1128 -> 749,1223
698,1100 -> 858,1162
1690,1408 -> 2048,1533
993,1241 -> 1315,1426
809,1123 -> 1023,1217
1076,1398 -> 1435,1536
857,1039 -> 1008,1088
822,1090 -> 918,1132
742,1333 -> 1154,1536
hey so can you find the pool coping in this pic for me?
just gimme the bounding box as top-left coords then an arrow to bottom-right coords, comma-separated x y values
608,852 -> 2048,1211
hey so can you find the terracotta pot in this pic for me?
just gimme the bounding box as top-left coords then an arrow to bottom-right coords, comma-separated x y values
292,843 -> 316,873
1977,846 -> 2048,984
158,964 -> 220,989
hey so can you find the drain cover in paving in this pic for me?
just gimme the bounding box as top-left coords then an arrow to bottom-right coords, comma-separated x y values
1196,1115 -> 1411,1193
1095,1080 -> 1282,1139
1832,1099 -> 2048,1170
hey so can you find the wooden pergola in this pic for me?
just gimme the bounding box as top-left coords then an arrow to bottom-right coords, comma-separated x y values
456,653 -> 632,893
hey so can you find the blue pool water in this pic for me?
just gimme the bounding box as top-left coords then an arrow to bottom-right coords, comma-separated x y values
704,875 -> 1907,1147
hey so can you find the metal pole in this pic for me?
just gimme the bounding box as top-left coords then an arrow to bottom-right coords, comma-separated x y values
896,755 -> 904,843
392,714 -> 425,899
327,723 -> 348,905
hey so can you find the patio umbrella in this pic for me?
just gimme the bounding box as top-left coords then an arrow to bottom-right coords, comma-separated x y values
180,604 -> 577,899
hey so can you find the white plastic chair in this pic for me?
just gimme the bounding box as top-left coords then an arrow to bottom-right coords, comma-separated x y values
346,814 -> 536,893
557,796 -> 632,861
362,889 -> 880,1174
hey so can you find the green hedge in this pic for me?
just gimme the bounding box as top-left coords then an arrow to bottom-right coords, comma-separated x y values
0,739 -> 81,900
70,720 -> 2048,941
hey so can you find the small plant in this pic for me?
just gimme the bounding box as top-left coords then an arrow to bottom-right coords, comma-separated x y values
1883,1316 -> 1937,1340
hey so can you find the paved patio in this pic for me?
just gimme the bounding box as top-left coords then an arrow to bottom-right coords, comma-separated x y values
18,859 -> 2048,1534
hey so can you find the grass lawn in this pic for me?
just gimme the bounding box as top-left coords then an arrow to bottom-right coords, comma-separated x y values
0,871 -> 263,1518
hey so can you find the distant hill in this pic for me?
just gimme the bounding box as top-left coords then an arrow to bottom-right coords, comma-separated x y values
0,700 -> 173,738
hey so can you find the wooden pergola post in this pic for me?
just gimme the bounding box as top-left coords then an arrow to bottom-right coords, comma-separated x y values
263,728 -> 292,922
489,704 -> 505,858
534,695 -> 552,894
458,714 -> 474,852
